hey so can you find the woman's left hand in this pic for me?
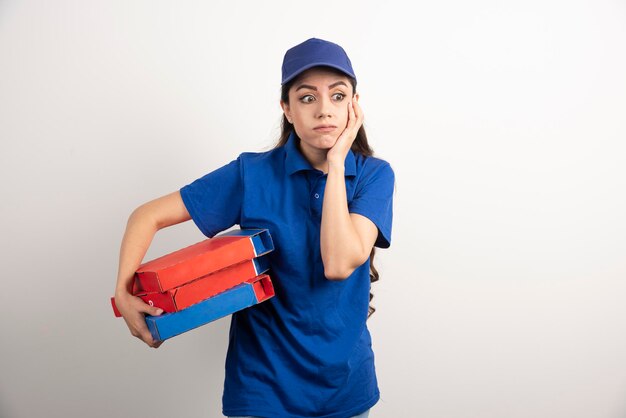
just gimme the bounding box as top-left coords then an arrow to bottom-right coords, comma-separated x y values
327,99 -> 364,167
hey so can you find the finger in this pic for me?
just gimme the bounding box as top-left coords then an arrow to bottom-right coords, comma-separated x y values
347,101 -> 356,125
352,100 -> 364,126
132,316 -> 162,348
354,100 -> 363,121
141,329 -> 161,348
350,101 -> 363,134
342,102 -> 355,135
145,305 -> 164,316
134,298 -> 164,317
136,306 -> 164,347
122,304 -> 163,347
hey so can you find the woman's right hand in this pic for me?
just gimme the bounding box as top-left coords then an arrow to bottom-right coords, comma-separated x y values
115,288 -> 164,348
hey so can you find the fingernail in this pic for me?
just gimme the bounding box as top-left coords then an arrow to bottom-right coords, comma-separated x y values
156,308 -> 163,315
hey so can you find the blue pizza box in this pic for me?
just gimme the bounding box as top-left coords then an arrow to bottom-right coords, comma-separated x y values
145,274 -> 275,342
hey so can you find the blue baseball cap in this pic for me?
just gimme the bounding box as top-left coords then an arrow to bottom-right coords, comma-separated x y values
281,38 -> 356,85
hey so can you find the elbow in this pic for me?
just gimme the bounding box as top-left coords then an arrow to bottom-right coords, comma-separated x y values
128,204 -> 148,224
324,268 -> 353,281
324,263 -> 357,281
322,249 -> 370,281
128,204 -> 158,231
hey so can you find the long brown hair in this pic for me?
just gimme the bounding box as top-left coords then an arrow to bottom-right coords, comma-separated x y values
276,67 -> 380,318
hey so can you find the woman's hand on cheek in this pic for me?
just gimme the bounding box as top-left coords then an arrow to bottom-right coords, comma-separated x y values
327,99 -> 363,167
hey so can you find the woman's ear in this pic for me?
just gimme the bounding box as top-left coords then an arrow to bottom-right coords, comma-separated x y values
353,93 -> 360,102
280,101 -> 292,124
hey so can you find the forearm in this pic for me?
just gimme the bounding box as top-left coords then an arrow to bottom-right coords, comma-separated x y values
113,192 -> 190,347
114,191 -> 190,296
320,162 -> 368,280
114,206 -> 159,296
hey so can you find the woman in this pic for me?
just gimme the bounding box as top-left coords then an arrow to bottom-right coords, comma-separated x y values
114,38 -> 394,418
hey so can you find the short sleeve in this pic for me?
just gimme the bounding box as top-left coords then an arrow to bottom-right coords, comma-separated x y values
179,157 -> 243,238
348,161 -> 395,248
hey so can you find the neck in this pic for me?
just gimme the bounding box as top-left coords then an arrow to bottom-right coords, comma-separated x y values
298,141 -> 330,173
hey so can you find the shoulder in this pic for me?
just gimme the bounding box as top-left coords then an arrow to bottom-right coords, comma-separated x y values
353,153 -> 395,183
238,146 -> 284,165
236,146 -> 286,178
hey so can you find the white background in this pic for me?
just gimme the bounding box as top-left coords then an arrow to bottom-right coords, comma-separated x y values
1,1 -> 625,417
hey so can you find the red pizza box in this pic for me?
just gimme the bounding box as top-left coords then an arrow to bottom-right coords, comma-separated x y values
136,228 -> 273,293
110,255 -> 270,316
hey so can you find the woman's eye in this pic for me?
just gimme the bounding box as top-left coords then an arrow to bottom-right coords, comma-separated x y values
300,95 -> 315,104
332,93 -> 346,101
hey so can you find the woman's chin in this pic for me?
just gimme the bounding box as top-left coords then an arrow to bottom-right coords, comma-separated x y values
299,135 -> 337,151
316,134 -> 339,148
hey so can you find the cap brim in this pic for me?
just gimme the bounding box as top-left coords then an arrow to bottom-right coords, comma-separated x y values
281,62 -> 356,85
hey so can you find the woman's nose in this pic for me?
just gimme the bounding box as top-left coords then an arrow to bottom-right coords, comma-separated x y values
316,96 -> 332,119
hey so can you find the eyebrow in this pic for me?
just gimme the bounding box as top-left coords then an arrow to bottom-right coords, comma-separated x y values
295,81 -> 349,92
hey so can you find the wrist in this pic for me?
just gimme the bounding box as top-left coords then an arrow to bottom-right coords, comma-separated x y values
114,287 -> 130,300
115,276 -> 134,297
327,159 -> 345,173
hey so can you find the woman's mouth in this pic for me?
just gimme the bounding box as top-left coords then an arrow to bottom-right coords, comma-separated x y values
313,125 -> 337,133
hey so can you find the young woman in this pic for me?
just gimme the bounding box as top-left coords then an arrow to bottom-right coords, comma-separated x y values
114,38 -> 394,418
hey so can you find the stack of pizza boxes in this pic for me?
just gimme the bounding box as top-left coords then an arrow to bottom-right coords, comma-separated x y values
111,229 -> 275,342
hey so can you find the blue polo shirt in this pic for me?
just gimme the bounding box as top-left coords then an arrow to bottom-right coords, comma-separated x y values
180,132 -> 394,418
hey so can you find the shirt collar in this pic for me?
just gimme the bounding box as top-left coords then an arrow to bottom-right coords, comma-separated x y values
284,131 -> 356,177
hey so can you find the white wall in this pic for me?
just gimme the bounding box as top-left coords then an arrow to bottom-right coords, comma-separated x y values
1,1 -> 625,417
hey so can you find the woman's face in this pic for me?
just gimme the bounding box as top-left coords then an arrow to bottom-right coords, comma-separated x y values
281,67 -> 357,155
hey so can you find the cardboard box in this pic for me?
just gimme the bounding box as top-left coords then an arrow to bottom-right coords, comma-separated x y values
145,274 -> 275,342
135,229 -> 273,293
110,255 -> 270,316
